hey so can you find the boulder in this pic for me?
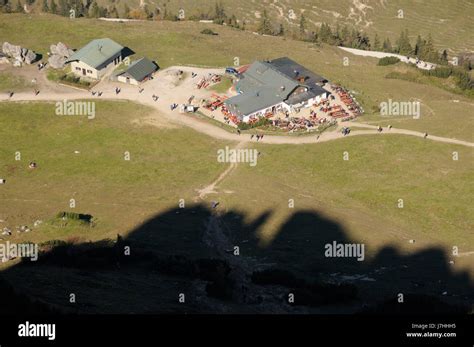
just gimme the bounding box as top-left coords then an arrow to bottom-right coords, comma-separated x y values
48,42 -> 74,69
48,54 -> 68,69
50,42 -> 74,58
2,42 -> 37,64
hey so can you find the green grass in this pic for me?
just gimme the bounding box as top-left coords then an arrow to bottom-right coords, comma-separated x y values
127,0 -> 474,54
218,135 -> 474,267
10,1 -> 474,56
0,13 -> 472,142
0,101 -> 232,246
209,76 -> 233,93
0,101 -> 472,312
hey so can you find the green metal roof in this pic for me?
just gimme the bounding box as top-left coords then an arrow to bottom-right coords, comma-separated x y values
66,38 -> 123,69
120,57 -> 157,81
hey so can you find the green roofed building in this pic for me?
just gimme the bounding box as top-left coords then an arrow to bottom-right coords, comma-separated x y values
66,38 -> 124,80
116,57 -> 158,85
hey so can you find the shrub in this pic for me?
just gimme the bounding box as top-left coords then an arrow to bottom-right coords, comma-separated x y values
200,28 -> 217,35
55,211 -> 93,224
237,117 -> 270,130
377,56 -> 401,66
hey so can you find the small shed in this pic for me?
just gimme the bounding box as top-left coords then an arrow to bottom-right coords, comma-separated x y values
117,57 -> 158,85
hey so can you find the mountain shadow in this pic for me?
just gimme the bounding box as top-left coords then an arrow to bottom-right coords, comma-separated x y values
0,204 -> 472,314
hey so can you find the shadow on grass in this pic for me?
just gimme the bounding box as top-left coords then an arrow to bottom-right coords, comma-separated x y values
0,204 -> 472,314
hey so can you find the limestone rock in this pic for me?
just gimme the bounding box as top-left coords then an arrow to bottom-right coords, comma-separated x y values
2,42 -> 37,64
48,42 -> 74,69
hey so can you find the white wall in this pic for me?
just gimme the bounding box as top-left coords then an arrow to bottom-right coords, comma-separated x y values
70,53 -> 122,80
71,61 -> 98,79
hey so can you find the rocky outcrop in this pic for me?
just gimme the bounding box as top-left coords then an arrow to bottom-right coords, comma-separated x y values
48,42 -> 74,69
2,42 -> 37,65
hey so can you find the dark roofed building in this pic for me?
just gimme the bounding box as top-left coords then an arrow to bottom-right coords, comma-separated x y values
224,57 -> 329,122
116,57 -> 158,85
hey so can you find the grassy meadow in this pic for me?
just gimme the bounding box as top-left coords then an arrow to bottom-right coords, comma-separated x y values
0,10 -> 473,312
0,13 -> 472,141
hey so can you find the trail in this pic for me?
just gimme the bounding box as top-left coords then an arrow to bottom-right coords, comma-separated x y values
196,141 -> 247,200
1,65 -> 473,148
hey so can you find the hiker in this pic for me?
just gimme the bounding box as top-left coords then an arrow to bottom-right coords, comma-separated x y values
424,132 -> 428,139
250,134 -> 254,140
237,129 -> 241,135
8,91 -> 14,98
139,88 -> 144,93
261,134 -> 264,140
98,91 -> 103,97
378,126 -> 383,132
28,161 -> 37,169
91,91 -> 96,96
388,124 -> 392,130
34,89 -> 40,96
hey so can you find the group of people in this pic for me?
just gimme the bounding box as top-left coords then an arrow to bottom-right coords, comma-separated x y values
170,103 -> 178,111
250,134 -> 264,141
37,62 -> 46,70
91,91 -> 103,97
341,126 -> 351,136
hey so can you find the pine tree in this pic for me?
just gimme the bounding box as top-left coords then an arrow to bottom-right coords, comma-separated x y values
1,0 -> 12,12
58,0 -> 67,16
50,0 -> 57,14
373,33 -> 381,51
396,29 -> 412,55
382,38 -> 393,52
278,23 -> 284,36
123,3 -> 130,18
88,0 -> 99,17
423,33 -> 438,62
16,0 -> 23,12
109,5 -> 118,18
414,35 -> 424,57
41,0 -> 48,12
440,50 -> 448,65
257,9 -> 273,35
340,25 -> 350,46
319,23 -> 332,43
299,13 -> 306,37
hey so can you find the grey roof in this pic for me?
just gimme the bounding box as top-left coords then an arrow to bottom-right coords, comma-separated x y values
236,61 -> 299,96
269,57 -> 327,84
225,57 -> 328,117
225,87 -> 284,117
66,38 -> 123,69
119,57 -> 157,81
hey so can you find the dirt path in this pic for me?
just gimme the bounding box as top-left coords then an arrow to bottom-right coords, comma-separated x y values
339,46 -> 437,70
196,141 -> 247,200
1,66 -> 473,148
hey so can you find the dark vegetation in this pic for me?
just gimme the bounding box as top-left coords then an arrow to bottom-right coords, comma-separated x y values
377,56 -> 400,66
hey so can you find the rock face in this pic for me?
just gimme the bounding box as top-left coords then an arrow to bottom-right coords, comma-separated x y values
48,42 -> 74,69
2,42 -> 37,64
